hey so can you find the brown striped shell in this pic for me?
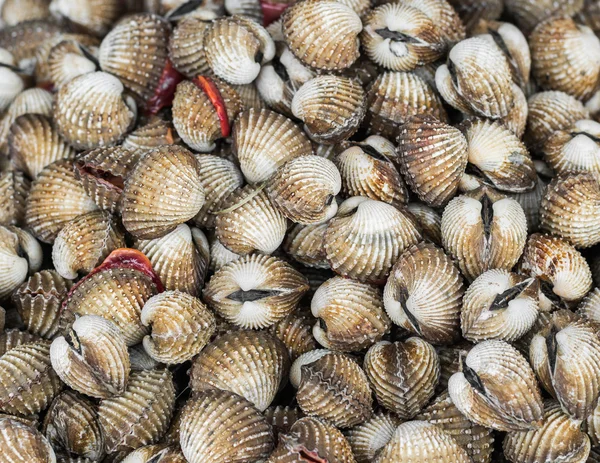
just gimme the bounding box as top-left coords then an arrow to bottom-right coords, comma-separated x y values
0,226 -> 42,300
121,118 -> 179,154
269,310 -> 317,361
283,222 -> 329,269
120,445 -> 186,463
345,411 -> 401,463
49,0 -> 122,36
168,17 -> 211,79
406,202 -> 442,245
46,39 -> 98,89
0,88 -> 54,146
0,417 -> 57,463
542,119 -> 600,176
0,169 -> 29,227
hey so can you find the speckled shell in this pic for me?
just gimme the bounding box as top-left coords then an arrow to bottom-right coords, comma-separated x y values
49,0 -> 122,36
397,115 -> 468,207
46,39 -> 98,89
294,351 -> 372,428
504,401 -> 590,463
324,197 -> 422,284
448,340 -> 544,431
168,17 -> 211,79
0,418 -> 57,463
0,88 -> 54,147
509,170 -> 549,233
578,287 -> 600,324
180,389 -> 274,463
120,444 -> 186,463
269,310 -> 317,361
98,13 -> 171,103
346,411 -> 400,463
141,290 -> 215,364
122,118 -> 178,154
203,253 -> 309,329
406,203 -> 442,245
98,368 -> 175,455
282,0 -> 362,71
311,276 -> 390,352
9,114 -> 76,180
504,0 -> 584,33
264,405 -> 303,441
0,329 -> 41,356
0,49 -> 24,112
0,170 -> 29,226
121,145 -> 205,240
586,399 -> 600,447
384,242 -> 464,344
0,226 -> 39,300
542,119 -> 600,176
208,234 -> 242,272
283,222 -> 329,269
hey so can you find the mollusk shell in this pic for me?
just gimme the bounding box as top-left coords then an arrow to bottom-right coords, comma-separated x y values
121,118 -> 179,154
345,411 -> 401,463
283,222 -> 329,269
269,310 -> 317,361
0,226 -> 37,300
542,119 -> 600,176
168,17 -> 211,79
0,170 -> 29,227
503,0 -> 584,33
120,445 -> 186,463
0,418 -> 56,463
0,49 -> 24,112
406,202 -> 442,245
49,0 -> 122,36
0,88 -> 54,146
47,39 -> 98,89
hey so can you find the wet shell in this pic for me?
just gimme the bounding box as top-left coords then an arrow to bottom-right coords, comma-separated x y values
503,401 -> 590,463
0,170 -> 29,227
406,203 -> 442,245
122,145 -> 205,240
461,270 -> 539,343
311,276 -> 390,352
448,340 -> 544,431
384,242 -> 464,344
42,390 -> 105,460
0,88 -> 54,145
168,17 -> 211,79
224,0 -> 263,22
47,39 -> 98,89
52,211 -> 126,280
141,290 -> 215,364
121,118 -> 178,154
510,168 -> 549,233
203,254 -> 309,329
346,411 -> 401,463
503,0 -> 584,33
49,0 -> 122,36
0,339 -> 63,416
179,389 -> 274,463
364,71 -> 448,140
121,445 -> 186,463
283,222 -> 329,269
0,329 -> 41,356
0,226 -> 40,300
530,16 -> 600,102
13,270 -> 72,339
282,0 -> 362,71
294,350 -> 372,428
98,368 -> 175,454
265,406 -> 303,441
542,119 -> 600,176
397,115 -> 468,207
324,197 -> 422,284
578,287 -> 600,324
0,48 -> 24,112
0,418 -> 56,463
128,344 -> 160,372
208,234 -> 242,272
269,310 -> 317,361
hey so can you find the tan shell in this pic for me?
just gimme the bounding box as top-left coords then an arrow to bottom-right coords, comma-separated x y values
503,0 -> 584,33
509,169 -> 549,233
121,444 -> 186,463
141,290 -> 215,364
264,405 -> 303,441
203,253 -> 309,329
384,242 -> 464,344
0,49 -> 24,112
168,17 -> 211,79
397,115 -> 468,207
122,145 -> 205,240
269,310 -> 317,361
311,276 -> 390,352
49,0 -> 122,36
98,368 -> 175,455
503,401 -> 590,463
346,411 -> 401,463
586,399 -> 600,447
0,329 -> 41,356
0,417 -> 57,463
121,118 -> 178,154
283,222 -> 329,269
0,169 -> 30,227
324,197 -> 422,284
0,226 -> 40,300
282,0 -> 362,71
0,88 -> 54,147
47,39 -> 98,89
542,119 -> 600,176
448,340 -> 544,431
208,234 -> 242,272
1,0 -> 50,29
406,202 -> 442,245
179,389 -> 273,463
578,287 -> 600,324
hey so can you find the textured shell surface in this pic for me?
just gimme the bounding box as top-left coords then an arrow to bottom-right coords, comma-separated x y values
49,0 -> 122,36
168,17 -> 211,79
346,411 -> 401,463
264,405 -> 303,440
0,49 -> 24,112
0,226 -> 34,300
406,202 -> 443,245
503,0 -> 584,33
0,417 -> 57,463
47,39 -> 98,89
283,222 -> 329,269
542,119 -> 600,176
0,169 -> 30,227
0,88 -> 54,146
269,310 -> 317,361
121,118 -> 179,154
120,444 -> 186,463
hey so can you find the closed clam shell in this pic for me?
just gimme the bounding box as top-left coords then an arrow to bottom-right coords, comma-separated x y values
1,0 -> 50,26
384,242 -> 464,344
498,83 -> 528,139
122,145 -> 205,240
122,117 -> 178,152
448,340 -> 544,431
294,350 -> 372,428
578,287 -> 600,324
364,71 -> 448,140
120,444 -> 186,463
233,108 -> 313,183
203,253 -> 309,329
141,290 -> 215,364
208,234 -> 242,272
282,0 -> 362,71
264,405 -> 303,441
98,368 -> 175,455
406,203 -> 442,245
49,0 -> 122,36
168,17 -> 211,79
0,49 -> 24,112
0,329 -> 41,356
0,169 -> 29,226
530,16 -> 600,102
510,169 -> 549,233
13,270 -> 72,339
269,310 -> 317,361
461,270 -> 539,343
190,330 -> 289,411
504,0 -> 584,33
46,39 -> 98,89
311,276 -> 390,352
504,401 -> 590,463
0,19 -> 63,71
0,417 -> 56,463
283,222 -> 329,269
180,389 -> 274,463
99,13 -> 171,103
52,211 -> 126,280
0,88 -> 54,145
9,114 -> 76,179
0,339 -> 63,416
324,197 -> 422,284
0,226 -> 36,300
346,411 -> 401,463
542,119 -> 600,176
224,0 -> 263,22
397,115 -> 468,207
42,390 -> 105,461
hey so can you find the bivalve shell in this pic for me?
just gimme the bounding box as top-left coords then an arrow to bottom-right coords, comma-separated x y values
168,17 -> 211,79
0,226 -> 42,300
0,48 -> 24,112
542,119 -> 600,176
46,39 -> 98,89
503,0 -> 584,33
49,0 -> 122,36
120,445 -> 186,463
0,170 -> 29,227
0,88 -> 54,147
0,417 -> 56,463
283,222 -> 329,269
345,411 -> 401,463
269,310 -> 317,362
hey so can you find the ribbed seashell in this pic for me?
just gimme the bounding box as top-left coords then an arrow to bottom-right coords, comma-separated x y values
364,71 -> 448,140
346,411 -> 400,463
324,197 -> 422,284
441,187 -> 528,282
542,119 -> 600,176
13,270 -> 72,339
121,117 -> 177,151
436,35 -> 514,119
1,0 -> 50,29
311,276 -> 390,352
283,222 -> 329,269
99,13 -> 170,103
0,226 -> 39,300
0,88 -> 53,145
190,330 -> 289,411
499,83 -> 529,139
406,203 -> 442,245
121,444 -> 186,463
291,75 -> 365,144
203,254 -> 309,329
282,0 -> 362,71
503,0 -> 584,33
509,166 -> 550,233
0,306 -> 4,332
264,405 -> 303,441
448,340 -> 544,431
180,389 -> 273,463
0,49 -> 24,112
208,234 -> 242,272
294,351 -> 372,428
578,287 -> 600,324
0,418 -> 56,463
397,115 -> 468,207
269,310 -> 317,361
0,19 -> 63,71
376,420 -> 471,463
0,169 -> 29,226
141,290 -> 215,364
47,39 -> 98,89
52,211 -> 125,280
519,233 -> 593,309
42,391 -> 105,461
128,343 -> 161,372
0,339 -> 63,416
0,329 -> 40,356
168,17 -> 210,79
384,242 -> 464,344
98,368 -> 175,455
530,16 -> 600,102
290,348 -> 331,388
504,401 -> 590,463
49,0 -> 121,36
224,0 -> 262,22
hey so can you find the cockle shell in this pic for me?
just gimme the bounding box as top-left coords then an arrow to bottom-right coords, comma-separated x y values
208,234 -> 242,272
0,19 -> 63,71
578,287 -> 600,324
0,329 -> 41,356
346,411 -> 401,463
122,118 -> 178,154
0,418 -> 56,463
46,39 -> 98,89
0,169 -> 29,227
269,310 -> 317,361
283,222 -> 329,269
0,88 -> 54,145
262,405 -> 301,439
120,445 -> 186,463
0,226 -> 41,300
168,17 -> 211,79
0,48 -> 24,112
503,0 -> 584,33
406,202 -> 442,245
49,0 -> 122,36
542,119 -> 600,176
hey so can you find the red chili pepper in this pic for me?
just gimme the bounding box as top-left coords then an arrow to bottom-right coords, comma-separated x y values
194,75 -> 230,137
260,0 -> 290,26
146,59 -> 184,115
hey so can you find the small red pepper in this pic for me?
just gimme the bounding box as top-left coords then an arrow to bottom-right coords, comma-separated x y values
146,59 -> 184,115
260,0 -> 290,26
194,75 -> 230,137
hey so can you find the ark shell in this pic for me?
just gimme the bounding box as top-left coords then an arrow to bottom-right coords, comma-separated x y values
168,17 -> 211,79
406,202 -> 442,245
0,418 -> 57,463
49,0 -> 122,36
283,222 -> 329,269
0,170 -> 30,227
0,88 -> 54,147
542,119 -> 600,176
0,19 -> 63,71
0,49 -> 24,112
208,234 -> 242,272
122,118 -> 179,154
47,39 -> 98,89
503,0 -> 584,33
345,411 -> 401,463
264,405 -> 303,441
0,226 -> 37,300
268,310 -> 317,362
578,287 -> 600,324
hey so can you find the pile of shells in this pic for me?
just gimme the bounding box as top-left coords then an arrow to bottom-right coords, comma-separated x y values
2,1 -> 600,462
